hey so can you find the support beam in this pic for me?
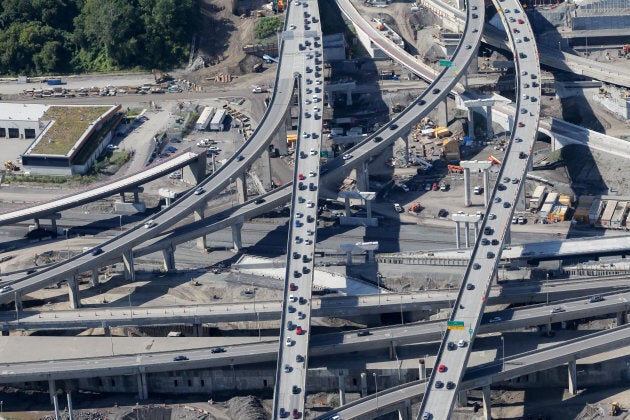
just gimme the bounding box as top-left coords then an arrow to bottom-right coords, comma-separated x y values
260,148 -> 273,189
48,377 -> 56,405
122,249 -> 135,282
356,161 -> 369,191
236,174 -> 248,204
232,222 -> 243,251
182,153 -> 207,185
389,340 -> 398,360
437,98 -> 448,127
464,222 -> 471,248
137,368 -> 148,400
419,359 -> 427,381
568,360 -> 577,395
194,206 -> 208,250
485,105 -> 493,138
617,311 -> 627,326
455,221 -> 461,249
53,394 -> 60,420
463,167 -> 471,207
360,372 -> 368,398
67,275 -> 80,309
338,370 -> 346,406
90,268 -> 99,287
67,391 -> 75,420
483,168 -> 490,207
482,385 -> 492,420
504,226 -> 511,246
14,292 -> 22,313
398,400 -> 412,420
457,389 -> 468,407
467,108 -> 475,140
162,244 -> 176,272
346,89 -> 353,106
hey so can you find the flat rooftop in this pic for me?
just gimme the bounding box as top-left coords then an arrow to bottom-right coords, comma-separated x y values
29,105 -> 112,156
0,103 -> 48,122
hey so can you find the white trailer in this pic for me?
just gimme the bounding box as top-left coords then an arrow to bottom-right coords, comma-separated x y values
195,106 -> 216,131
210,108 -> 227,131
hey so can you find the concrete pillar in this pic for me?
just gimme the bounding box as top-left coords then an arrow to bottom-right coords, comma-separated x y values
467,108 -> 475,140
236,174 -> 248,204
14,293 -> 22,313
346,89 -> 353,106
194,207 -> 208,250
504,226 -> 511,246
474,222 -> 479,239
344,197 -> 351,215
438,98 -> 448,127
346,251 -> 352,265
366,199 -> 373,219
122,249 -> 135,281
133,190 -> 139,203
398,400 -> 412,420
617,311 -> 627,326
389,340 -> 398,360
455,221 -> 461,249
34,218 -> 41,229
50,217 -> 57,231
464,222 -> 470,248
1,329 -> 8,336
457,390 -> 468,407
568,360 -> 577,395
463,167 -> 471,207
338,370 -> 346,405
67,276 -> 80,309
482,385 -> 492,420
162,244 -> 176,272
119,192 -> 125,203
67,391 -> 74,420
485,105 -> 493,138
367,250 -> 375,262
53,394 -> 60,420
260,148 -> 272,189
48,377 -> 56,405
232,222 -> 243,251
91,269 -> 99,287
183,153 -> 207,185
483,169 -> 490,207
193,322 -> 202,337
360,372 -> 368,397
419,359 -> 426,381
357,161 -> 369,191
136,369 -> 148,399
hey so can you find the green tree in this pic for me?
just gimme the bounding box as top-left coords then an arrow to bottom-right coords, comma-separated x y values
254,16 -> 283,39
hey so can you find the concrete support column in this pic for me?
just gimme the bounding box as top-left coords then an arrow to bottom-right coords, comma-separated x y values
346,251 -> 352,265
346,89 -> 353,106
389,340 -> 398,360
419,359 -> 426,381
366,200 -> 373,219
66,391 -> 74,420
344,197 -> 351,216
91,269 -> 99,287
357,161 -> 369,191
1,329 -> 8,336
367,250 -> 375,262
133,191 -> 139,203
504,226 -> 511,246
455,221 -> 461,249
236,174 -> 248,204
568,360 -> 577,395
119,192 -> 125,203
48,377 -> 56,405
485,105 -> 493,138
162,244 -> 176,272
483,169 -> 490,207
34,218 -> 41,229
438,98 -> 448,127
14,293 -> 23,313
617,311 -> 627,326
398,400 -> 412,420
193,322 -> 202,337
482,385 -> 492,420
67,276 -> 80,309
122,250 -> 135,282
467,108 -> 475,140
474,222 -> 479,239
464,222 -> 471,248
232,222 -> 243,251
463,167 -> 471,207
183,153 -> 207,185
338,371 -> 346,406
193,207 -> 208,250
457,390 -> 468,407
360,372 -> 368,397
53,394 -> 60,420
50,217 -> 57,231
260,148 -> 272,189
137,369 -> 148,400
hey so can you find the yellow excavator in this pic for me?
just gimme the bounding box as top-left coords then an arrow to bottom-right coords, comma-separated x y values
610,401 -> 623,416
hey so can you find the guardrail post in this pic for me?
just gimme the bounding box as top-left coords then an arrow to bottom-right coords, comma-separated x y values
567,360 -> 577,395
482,385 -> 492,420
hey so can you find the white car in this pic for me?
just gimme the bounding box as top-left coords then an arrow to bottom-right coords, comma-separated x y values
312,96 -> 320,102
0,285 -> 12,293
305,99 -> 312,104
106,144 -> 118,150
295,236 -> 302,244
306,229 -> 314,236
457,340 -> 467,347
305,239 -> 313,245
286,337 -> 293,346
342,154 -> 353,160
309,170 -> 316,177
306,200 -> 314,208
289,295 -> 297,302
310,148 -> 317,155
290,24 -> 296,30
144,220 -> 157,228
401,184 -> 410,192
296,212 -> 303,218
316,80 -> 322,85
313,106 -> 320,112
303,131 -> 310,138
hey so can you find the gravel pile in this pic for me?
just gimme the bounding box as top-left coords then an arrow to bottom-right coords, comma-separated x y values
227,396 -> 268,420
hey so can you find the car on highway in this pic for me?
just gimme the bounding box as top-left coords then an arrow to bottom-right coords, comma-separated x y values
310,148 -> 318,155
512,178 -> 519,184
357,330 -> 371,337
144,220 -> 157,228
343,153 -> 353,160
0,285 -> 13,293
438,364 -> 447,372
288,305 -> 296,313
285,338 -> 293,346
91,248 -> 103,256
292,385 -> 301,394
293,270 -> 301,278
237,155 -> 245,161
296,326 -> 304,335
299,297 -> 307,304
518,18 -> 524,23
589,295 -> 604,303
173,355 -> 188,361
518,122 -> 525,127
515,137 -> 523,142
374,136 -> 383,142
194,187 -> 205,195
292,409 -> 300,419
306,200 -> 314,208
447,341 -> 457,350
484,226 -> 493,235
432,88 -> 440,94
551,306 -> 565,313
519,151 -> 528,159
447,381 -> 456,390
494,197 -> 502,203
296,354 -> 304,362
503,202 -> 511,208
489,316 -> 502,323
423,413 -> 432,420
296,220 -> 303,227
438,209 -> 448,217
466,284 -> 475,290
305,239 -> 312,245
473,263 -> 481,270
491,239 -> 500,245
488,213 -> 496,220
481,238 -> 490,245
284,364 -> 292,373
309,170 -> 316,177
211,347 -> 225,353
290,24 -> 296,30
497,183 -> 507,191
298,173 -> 305,180
289,283 -> 297,291
465,44 -> 472,49
394,203 -> 404,213
435,380 -> 444,389
458,340 -> 467,347
296,212 -> 303,218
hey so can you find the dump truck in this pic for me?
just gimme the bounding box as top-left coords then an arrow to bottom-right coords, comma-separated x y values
409,203 -> 423,214
610,401 -> 623,415
4,161 -> 19,171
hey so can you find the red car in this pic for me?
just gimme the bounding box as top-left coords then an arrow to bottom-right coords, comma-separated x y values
432,182 -> 439,191
438,364 -> 447,372
517,18 -> 524,24
513,28 -> 519,33
518,122 -> 525,127
298,173 -> 305,180
292,409 -> 301,419
289,283 -> 297,291
296,326 -> 304,335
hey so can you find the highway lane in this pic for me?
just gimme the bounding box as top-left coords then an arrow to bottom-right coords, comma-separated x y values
2,280 -> 627,331
273,1 -> 326,417
1,295 -> 628,384
0,7 -> 300,305
318,324 -> 630,420
418,0 -> 542,416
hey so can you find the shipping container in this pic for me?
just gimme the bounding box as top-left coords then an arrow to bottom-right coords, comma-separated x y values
599,200 -> 618,227
610,201 -> 629,229
529,185 -> 547,211
549,205 -> 568,222
588,199 -> 603,225
539,192 -> 558,217
195,106 -> 216,131
210,109 -> 227,131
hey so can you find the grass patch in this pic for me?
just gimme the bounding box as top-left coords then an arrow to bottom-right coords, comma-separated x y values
31,106 -> 112,156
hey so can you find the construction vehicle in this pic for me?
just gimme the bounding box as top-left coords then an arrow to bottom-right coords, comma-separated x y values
190,280 -> 201,286
610,401 -> 623,416
448,164 -> 464,174
4,161 -> 19,171
488,155 -> 502,165
152,69 -> 171,84
434,126 -> 451,138
409,203 -> 424,214
391,103 -> 404,113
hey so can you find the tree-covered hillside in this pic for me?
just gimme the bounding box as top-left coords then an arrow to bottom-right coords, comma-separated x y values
0,0 -> 199,75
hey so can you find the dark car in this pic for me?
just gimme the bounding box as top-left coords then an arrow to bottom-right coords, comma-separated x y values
390,124 -> 398,130
173,355 -> 188,361
91,248 -> 103,256
288,305 -> 296,313
519,152 -> 528,159
296,354 -> 304,362
374,136 -> 383,143
418,99 -> 426,105
292,409 -> 301,419
357,330 -> 371,337
435,380 -> 444,389
293,252 -> 300,259
503,202 -> 511,208
210,347 -> 225,354
484,227 -> 493,235
255,198 -> 265,204
299,297 -> 307,305
491,239 -> 500,245
302,266 -> 310,274
481,238 -> 490,245
446,381 -> 456,390
447,341 -> 457,351
438,209 -> 449,218
589,295 -> 604,303
292,385 -> 301,394
432,88 -> 440,94
487,251 -> 495,259
279,408 -> 289,418
466,284 -> 475,290
302,255 -> 310,263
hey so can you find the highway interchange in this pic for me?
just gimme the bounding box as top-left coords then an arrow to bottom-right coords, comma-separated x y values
0,0 -> 628,416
